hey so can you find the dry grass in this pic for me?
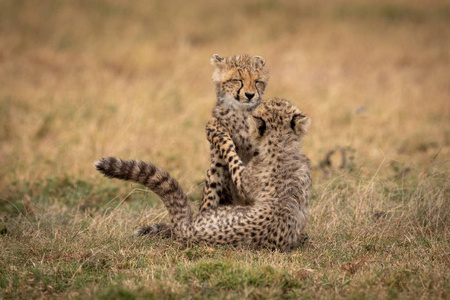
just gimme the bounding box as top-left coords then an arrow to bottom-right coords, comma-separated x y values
1,0 -> 449,299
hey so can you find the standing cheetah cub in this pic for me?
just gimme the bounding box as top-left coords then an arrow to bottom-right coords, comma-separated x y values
201,54 -> 269,212
95,98 -> 311,251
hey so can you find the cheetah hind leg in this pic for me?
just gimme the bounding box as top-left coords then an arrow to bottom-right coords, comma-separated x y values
134,223 -> 173,238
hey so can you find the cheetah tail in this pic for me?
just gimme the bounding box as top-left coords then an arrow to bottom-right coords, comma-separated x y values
94,157 -> 192,226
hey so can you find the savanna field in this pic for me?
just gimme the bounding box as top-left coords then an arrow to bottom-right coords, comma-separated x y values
1,0 -> 449,299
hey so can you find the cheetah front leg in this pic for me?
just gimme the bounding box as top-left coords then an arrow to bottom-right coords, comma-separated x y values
199,145 -> 228,212
205,118 -> 248,198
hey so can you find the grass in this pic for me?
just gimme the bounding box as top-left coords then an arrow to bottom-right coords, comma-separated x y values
0,0 -> 449,298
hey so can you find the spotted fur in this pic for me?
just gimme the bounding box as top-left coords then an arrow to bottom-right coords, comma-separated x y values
206,98 -> 311,211
95,98 -> 311,251
200,54 -> 270,212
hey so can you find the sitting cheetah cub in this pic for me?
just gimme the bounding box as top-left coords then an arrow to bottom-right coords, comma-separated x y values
95,98 -> 311,251
201,54 -> 269,213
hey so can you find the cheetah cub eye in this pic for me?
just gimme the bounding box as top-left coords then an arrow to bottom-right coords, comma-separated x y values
255,80 -> 265,86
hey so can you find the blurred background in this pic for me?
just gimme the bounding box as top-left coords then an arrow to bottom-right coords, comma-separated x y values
1,0 -> 449,195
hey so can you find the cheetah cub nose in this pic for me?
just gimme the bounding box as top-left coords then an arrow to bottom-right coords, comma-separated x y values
245,92 -> 255,100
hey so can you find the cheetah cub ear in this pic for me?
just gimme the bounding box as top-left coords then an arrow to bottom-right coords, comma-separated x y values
248,115 -> 267,139
291,114 -> 311,136
210,54 -> 224,67
252,56 -> 266,68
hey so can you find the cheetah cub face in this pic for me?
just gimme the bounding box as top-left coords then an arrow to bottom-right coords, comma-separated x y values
248,98 -> 311,146
211,54 -> 269,109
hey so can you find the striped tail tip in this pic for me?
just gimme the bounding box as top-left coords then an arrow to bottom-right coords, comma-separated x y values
94,157 -> 120,178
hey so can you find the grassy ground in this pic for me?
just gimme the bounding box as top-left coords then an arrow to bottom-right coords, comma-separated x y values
1,0 -> 449,299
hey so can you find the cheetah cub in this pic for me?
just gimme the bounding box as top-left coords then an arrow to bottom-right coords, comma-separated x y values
201,54 -> 269,213
95,98 -> 311,251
